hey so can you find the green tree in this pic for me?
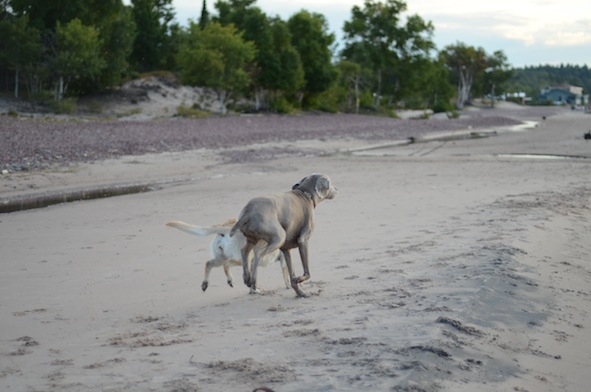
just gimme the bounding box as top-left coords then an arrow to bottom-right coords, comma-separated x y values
10,0 -> 90,30
53,18 -> 106,100
337,60 -> 364,113
176,21 -> 256,113
260,18 -> 304,94
342,0 -> 435,110
287,10 -> 336,107
199,0 -> 209,28
214,0 -> 256,27
6,0 -> 136,95
0,15 -> 40,98
214,1 -> 304,110
97,6 -> 136,89
508,64 -> 591,103
400,57 -> 454,111
439,42 -> 487,109
480,50 -> 512,107
1,0 -> 11,18
129,0 -> 175,72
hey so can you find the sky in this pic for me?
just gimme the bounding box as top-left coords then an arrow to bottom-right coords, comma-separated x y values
171,0 -> 591,68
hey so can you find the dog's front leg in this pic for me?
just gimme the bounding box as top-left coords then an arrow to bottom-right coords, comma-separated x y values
202,258 -> 219,292
202,261 -> 212,292
297,240 -> 311,284
283,249 -> 309,298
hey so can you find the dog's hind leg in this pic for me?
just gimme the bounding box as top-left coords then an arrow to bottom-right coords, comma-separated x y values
223,261 -> 235,287
241,241 -> 255,288
249,233 -> 285,293
278,253 -> 291,289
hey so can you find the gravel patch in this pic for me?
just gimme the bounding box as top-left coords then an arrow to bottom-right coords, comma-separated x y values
0,107 -> 557,172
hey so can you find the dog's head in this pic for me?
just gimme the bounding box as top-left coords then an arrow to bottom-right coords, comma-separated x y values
292,173 -> 337,204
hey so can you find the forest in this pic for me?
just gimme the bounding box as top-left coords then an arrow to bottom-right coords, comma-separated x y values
0,0 -> 582,114
508,64 -> 591,102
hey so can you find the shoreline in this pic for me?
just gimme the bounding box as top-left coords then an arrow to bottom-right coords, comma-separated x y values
0,118 -> 540,213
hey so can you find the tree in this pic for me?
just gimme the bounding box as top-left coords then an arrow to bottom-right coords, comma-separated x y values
0,15 -> 40,98
439,42 -> 487,109
405,58 -> 454,111
256,18 -> 304,109
53,18 -> 106,100
287,10 -> 336,106
507,64 -> 591,103
214,0 -> 256,26
176,21 -> 256,113
10,0 -> 91,31
97,6 -> 136,89
129,0 -> 175,72
199,0 -> 209,28
341,0 -> 435,109
5,0 -> 136,95
337,60 -> 364,113
214,0 -> 304,110
480,50 -> 512,107
1,0 -> 11,18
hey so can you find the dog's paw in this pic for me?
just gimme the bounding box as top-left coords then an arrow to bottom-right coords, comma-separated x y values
201,281 -> 209,292
227,280 -> 234,288
249,287 -> 261,295
296,290 -> 310,298
245,276 -> 258,289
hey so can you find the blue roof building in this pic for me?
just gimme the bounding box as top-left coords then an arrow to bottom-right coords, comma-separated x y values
539,84 -> 587,105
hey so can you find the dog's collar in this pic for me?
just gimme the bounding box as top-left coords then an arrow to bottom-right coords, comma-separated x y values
295,188 -> 316,206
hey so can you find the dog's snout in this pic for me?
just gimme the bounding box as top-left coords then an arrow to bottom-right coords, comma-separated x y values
328,186 -> 338,199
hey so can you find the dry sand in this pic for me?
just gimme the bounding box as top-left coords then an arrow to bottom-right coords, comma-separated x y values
1,108 -> 591,391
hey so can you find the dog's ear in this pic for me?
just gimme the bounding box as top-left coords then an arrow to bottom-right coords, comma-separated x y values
292,176 -> 307,190
314,176 -> 331,199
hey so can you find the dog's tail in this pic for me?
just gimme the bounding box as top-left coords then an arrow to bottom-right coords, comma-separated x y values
229,216 -> 245,238
166,219 -> 236,236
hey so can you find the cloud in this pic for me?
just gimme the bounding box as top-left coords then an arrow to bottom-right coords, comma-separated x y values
490,15 -> 591,47
409,1 -> 591,47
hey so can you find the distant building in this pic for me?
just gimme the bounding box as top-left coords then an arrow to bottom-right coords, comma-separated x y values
539,84 -> 588,105
503,91 -> 531,104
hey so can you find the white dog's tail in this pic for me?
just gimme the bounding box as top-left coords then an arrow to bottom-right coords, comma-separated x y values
165,218 -> 237,236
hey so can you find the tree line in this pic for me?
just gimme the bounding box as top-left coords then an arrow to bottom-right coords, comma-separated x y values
507,64 -> 591,102
0,0 -> 513,114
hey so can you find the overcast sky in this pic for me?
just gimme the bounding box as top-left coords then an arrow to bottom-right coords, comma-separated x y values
172,0 -> 591,68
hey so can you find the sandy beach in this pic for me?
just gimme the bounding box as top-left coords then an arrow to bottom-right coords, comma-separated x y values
1,107 -> 590,391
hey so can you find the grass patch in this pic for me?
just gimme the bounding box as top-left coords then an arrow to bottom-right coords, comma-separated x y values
116,108 -> 143,118
176,104 -> 209,118
446,110 -> 460,119
49,98 -> 78,114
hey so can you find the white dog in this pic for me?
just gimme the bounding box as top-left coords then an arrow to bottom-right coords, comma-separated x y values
166,219 -> 290,292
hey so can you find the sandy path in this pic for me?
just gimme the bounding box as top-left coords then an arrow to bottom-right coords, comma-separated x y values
1,110 -> 590,391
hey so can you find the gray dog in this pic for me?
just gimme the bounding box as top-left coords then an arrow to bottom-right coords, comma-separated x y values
230,174 -> 337,297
